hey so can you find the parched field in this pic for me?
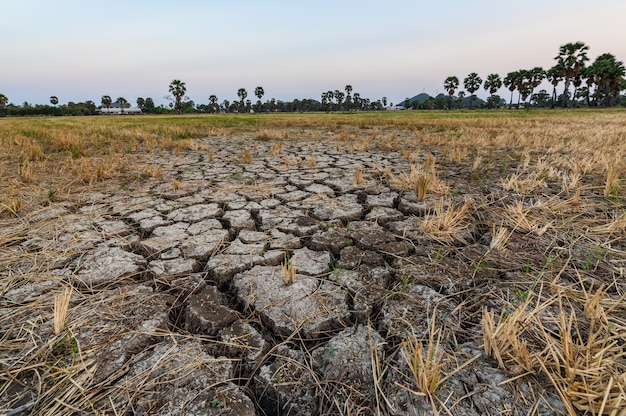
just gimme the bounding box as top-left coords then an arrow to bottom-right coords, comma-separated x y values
1,110 -> 625,415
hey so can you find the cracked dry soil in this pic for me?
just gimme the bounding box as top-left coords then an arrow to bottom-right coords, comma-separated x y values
2,132 -> 617,416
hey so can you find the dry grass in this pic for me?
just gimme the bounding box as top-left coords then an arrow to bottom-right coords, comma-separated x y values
420,198 -> 474,244
482,282 -> 626,415
354,166 -> 365,185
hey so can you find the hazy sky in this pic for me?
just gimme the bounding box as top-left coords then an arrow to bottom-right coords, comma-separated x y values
2,0 -> 625,107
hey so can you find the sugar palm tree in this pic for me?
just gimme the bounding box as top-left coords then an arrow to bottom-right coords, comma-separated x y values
168,79 -> 187,113
545,66 -> 563,108
101,95 -> 112,112
527,67 -> 545,105
555,42 -> 589,107
463,73 -> 482,109
116,97 -> 127,115
237,88 -> 247,111
503,71 -> 521,109
209,95 -> 218,112
344,85 -> 353,109
483,74 -> 502,108
334,90 -> 344,110
50,96 -> 59,106
443,76 -> 459,110
254,86 -> 264,112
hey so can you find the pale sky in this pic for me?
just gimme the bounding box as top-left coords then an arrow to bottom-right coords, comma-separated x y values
2,0 -> 625,107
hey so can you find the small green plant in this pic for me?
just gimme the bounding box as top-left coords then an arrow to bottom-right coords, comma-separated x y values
210,399 -> 221,408
433,247 -> 443,263
324,347 -> 336,358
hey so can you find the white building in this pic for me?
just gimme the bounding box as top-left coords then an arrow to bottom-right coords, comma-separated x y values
99,107 -> 143,114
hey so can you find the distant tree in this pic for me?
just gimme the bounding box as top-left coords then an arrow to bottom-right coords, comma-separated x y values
515,69 -> 532,106
545,66 -> 563,108
463,72 -> 482,109
353,92 -> 361,110
50,96 -> 59,106
503,71 -> 521,109
344,85 -> 353,109
382,96 -> 387,107
456,91 -> 466,109
116,97 -> 128,114
209,94 -> 218,113
254,86 -> 264,112
527,67 -> 545,104
334,90 -> 344,110
169,79 -> 187,113
483,74 -> 502,108
0,93 -> 7,116
101,95 -> 112,112
144,97 -> 155,112
555,42 -> 589,107
443,76 -> 460,110
222,100 -> 230,112
531,89 -> 551,107
136,97 -> 145,110
237,88 -> 247,111
587,53 -> 626,106
403,97 -> 410,109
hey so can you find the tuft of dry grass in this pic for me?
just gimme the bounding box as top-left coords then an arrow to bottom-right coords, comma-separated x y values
354,166 -> 365,185
420,198 -> 474,244
414,174 -> 430,202
271,142 -> 284,156
242,147 -> 252,164
604,159 -> 621,198
53,288 -> 72,335
392,164 -> 449,197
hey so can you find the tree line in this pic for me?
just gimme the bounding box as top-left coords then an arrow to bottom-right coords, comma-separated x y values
1,41 -> 624,117
440,42 -> 625,110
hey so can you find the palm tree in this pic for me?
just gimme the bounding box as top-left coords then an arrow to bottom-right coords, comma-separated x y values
463,73 -> 482,109
334,90 -> 344,110
168,79 -> 187,113
382,96 -> 387,107
545,66 -> 563,108
516,70 -> 534,106
503,71 -> 521,109
344,85 -> 353,109
50,96 -> 59,106
101,95 -> 112,112
209,95 -> 218,113
483,74 -> 502,108
443,76 -> 460,110
527,67 -> 545,105
136,97 -> 145,110
237,88 -> 247,111
555,42 -> 589,107
254,86 -> 264,112
116,97 -> 127,115
353,92 -> 361,110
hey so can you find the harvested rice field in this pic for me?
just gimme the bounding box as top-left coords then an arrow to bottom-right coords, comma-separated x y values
1,110 -> 625,415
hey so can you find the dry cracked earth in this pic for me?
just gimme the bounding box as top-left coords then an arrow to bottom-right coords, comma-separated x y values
2,136 -> 571,415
